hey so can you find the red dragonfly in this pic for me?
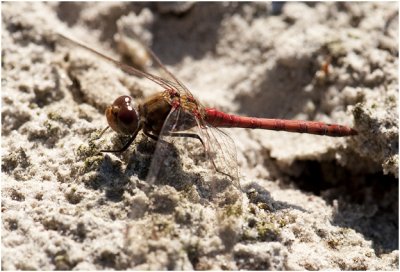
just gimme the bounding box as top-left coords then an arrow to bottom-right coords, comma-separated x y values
58,33 -> 357,187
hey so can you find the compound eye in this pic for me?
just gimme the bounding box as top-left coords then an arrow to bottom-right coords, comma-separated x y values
118,100 -> 138,125
107,96 -> 139,135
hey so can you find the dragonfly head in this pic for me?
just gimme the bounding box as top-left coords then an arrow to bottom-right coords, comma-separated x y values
105,96 -> 140,135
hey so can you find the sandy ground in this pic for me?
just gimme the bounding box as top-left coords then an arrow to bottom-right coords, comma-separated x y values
1,2 -> 398,270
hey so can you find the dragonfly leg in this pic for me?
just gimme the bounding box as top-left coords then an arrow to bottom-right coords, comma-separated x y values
143,129 -> 159,141
168,132 -> 204,146
143,130 -> 204,146
100,124 -> 142,153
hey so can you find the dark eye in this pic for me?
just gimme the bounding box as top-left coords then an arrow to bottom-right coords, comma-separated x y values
107,96 -> 140,135
113,96 -> 136,125
118,105 -> 136,125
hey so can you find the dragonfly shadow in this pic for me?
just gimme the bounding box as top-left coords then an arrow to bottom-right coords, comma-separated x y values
243,182 -> 307,213
82,155 -> 132,203
83,136 -> 219,204
126,138 -> 219,202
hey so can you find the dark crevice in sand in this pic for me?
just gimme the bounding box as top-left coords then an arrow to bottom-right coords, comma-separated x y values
282,159 -> 398,254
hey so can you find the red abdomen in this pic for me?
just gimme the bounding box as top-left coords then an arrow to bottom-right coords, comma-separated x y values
204,108 -> 357,137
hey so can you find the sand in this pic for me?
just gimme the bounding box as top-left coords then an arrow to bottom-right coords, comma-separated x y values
2,2 -> 398,270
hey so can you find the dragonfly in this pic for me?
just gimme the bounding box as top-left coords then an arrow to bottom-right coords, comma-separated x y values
57,32 -> 357,188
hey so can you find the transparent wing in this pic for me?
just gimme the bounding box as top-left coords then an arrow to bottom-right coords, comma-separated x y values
146,107 -> 212,192
121,31 -> 199,100
198,122 -> 240,190
58,33 -> 185,96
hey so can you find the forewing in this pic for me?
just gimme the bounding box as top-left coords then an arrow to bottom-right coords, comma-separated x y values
122,32 -> 199,101
146,107 -> 209,191
197,123 -> 240,190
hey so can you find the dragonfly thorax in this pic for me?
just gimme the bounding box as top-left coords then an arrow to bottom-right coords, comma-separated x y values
139,91 -> 174,136
139,90 -> 201,136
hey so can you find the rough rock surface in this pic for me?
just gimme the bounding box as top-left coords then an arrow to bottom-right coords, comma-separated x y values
2,2 -> 398,270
